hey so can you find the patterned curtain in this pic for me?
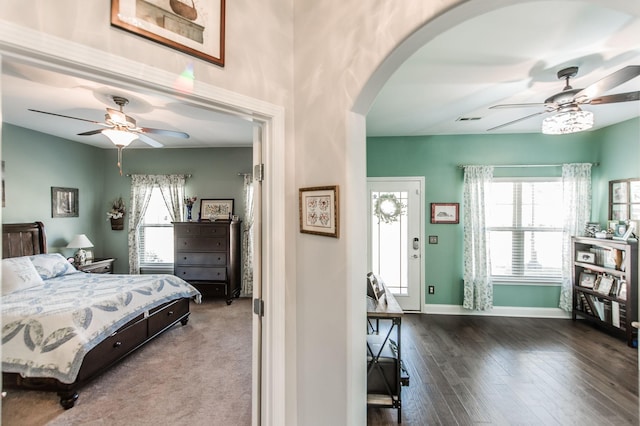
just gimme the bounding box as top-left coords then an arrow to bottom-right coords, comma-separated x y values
462,165 -> 494,311
157,174 -> 186,222
559,163 -> 592,311
241,174 -> 254,296
128,174 -> 187,274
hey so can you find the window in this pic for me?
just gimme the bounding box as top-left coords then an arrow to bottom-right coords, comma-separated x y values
139,187 -> 174,267
487,178 -> 563,282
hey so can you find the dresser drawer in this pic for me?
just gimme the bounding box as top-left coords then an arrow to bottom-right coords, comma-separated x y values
176,237 -> 227,251
199,225 -> 228,237
175,266 -> 227,281
148,298 -> 189,337
175,252 -> 226,266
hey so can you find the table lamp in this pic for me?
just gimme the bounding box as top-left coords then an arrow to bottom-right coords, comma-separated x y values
67,234 -> 94,265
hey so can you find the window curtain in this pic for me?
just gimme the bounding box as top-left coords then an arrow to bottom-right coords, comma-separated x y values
462,165 -> 494,311
128,174 -> 186,274
241,174 -> 254,296
559,163 -> 592,311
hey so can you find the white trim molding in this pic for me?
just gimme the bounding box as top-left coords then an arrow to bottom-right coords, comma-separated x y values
424,304 -> 572,319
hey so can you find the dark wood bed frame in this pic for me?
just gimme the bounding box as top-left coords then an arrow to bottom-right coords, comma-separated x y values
2,222 -> 193,409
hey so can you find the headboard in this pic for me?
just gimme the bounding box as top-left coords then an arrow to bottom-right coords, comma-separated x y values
2,222 -> 47,258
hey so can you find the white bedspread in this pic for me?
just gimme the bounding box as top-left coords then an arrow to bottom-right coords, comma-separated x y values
2,272 -> 201,384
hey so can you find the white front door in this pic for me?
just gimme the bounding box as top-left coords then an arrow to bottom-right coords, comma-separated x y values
367,177 -> 423,311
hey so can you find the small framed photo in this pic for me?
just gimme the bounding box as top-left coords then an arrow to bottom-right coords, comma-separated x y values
299,185 -> 339,238
200,198 -> 234,221
431,203 -> 459,224
611,180 -> 628,203
576,251 -> 595,264
578,272 -> 596,288
597,275 -> 614,296
51,187 -> 79,218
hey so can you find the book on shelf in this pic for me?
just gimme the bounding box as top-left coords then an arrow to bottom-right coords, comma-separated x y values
612,301 -> 621,328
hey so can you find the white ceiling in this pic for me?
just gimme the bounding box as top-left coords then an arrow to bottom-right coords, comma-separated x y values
367,2 -> 640,136
2,3 -> 639,146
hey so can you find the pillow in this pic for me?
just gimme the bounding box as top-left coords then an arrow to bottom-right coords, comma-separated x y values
2,257 -> 45,295
29,253 -> 78,280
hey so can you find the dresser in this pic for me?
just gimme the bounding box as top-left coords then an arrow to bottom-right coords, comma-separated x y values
173,221 -> 242,304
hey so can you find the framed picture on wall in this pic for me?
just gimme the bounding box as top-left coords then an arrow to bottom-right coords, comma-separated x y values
111,0 -> 226,67
431,203 -> 459,224
299,185 -> 339,238
51,187 -> 79,218
609,178 -> 640,221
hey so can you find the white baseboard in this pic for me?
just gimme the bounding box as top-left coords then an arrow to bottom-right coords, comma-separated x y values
422,304 -> 572,319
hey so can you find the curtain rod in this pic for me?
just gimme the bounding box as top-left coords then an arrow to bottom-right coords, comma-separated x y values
125,173 -> 193,177
457,162 -> 599,169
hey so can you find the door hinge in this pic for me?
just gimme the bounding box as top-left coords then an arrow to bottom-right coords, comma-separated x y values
253,298 -> 264,317
254,164 -> 264,182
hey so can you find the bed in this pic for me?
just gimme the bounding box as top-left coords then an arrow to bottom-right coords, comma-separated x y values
2,222 -> 202,409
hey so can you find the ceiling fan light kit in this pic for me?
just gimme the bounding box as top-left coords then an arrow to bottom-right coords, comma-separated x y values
541,109 -> 594,135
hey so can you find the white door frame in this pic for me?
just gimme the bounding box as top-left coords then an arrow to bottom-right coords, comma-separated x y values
0,21 -> 288,426
367,176 -> 424,313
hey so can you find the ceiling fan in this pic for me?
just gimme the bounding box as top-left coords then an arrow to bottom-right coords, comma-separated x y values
487,65 -> 640,134
29,95 -> 189,174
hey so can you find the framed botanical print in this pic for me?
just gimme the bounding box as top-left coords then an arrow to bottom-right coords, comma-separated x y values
200,198 -> 234,220
299,186 -> 339,238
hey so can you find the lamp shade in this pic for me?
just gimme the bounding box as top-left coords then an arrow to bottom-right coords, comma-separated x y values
67,234 -> 94,249
102,129 -> 138,147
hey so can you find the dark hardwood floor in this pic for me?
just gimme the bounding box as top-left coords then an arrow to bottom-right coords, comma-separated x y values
367,314 -> 639,425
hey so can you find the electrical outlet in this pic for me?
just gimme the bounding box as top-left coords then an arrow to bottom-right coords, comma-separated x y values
428,285 -> 435,294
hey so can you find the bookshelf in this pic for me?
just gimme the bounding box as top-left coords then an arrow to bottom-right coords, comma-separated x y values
572,236 -> 638,346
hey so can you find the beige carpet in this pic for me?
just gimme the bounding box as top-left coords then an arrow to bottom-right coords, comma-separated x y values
2,298 -> 253,426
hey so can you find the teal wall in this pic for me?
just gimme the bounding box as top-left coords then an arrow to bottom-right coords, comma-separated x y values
367,117 -> 640,308
2,123 -> 252,273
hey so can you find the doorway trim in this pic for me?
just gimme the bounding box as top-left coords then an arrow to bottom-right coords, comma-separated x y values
0,20 -> 287,426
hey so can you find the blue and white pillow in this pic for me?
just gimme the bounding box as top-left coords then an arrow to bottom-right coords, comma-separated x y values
29,253 -> 78,280
2,257 -> 44,295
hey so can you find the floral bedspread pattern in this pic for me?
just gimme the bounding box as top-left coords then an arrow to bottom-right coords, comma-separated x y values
2,273 -> 201,384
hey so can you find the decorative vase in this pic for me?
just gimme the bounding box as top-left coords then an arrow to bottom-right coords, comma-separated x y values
186,205 -> 193,221
110,217 -> 124,230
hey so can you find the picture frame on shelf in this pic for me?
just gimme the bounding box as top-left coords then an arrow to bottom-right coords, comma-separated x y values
200,198 -> 234,221
578,271 -> 596,288
51,187 -> 79,218
576,251 -> 595,264
110,0 -> 226,67
431,203 -> 459,224
618,280 -> 627,300
597,275 -> 614,296
299,185 -> 339,238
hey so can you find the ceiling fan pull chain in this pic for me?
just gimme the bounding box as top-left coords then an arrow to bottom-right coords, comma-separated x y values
117,146 -> 124,176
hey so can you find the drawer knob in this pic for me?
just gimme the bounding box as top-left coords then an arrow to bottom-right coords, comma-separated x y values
113,341 -> 122,349
167,310 -> 174,316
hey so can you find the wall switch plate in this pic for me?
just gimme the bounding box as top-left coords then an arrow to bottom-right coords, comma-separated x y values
428,285 -> 435,294
428,236 -> 438,244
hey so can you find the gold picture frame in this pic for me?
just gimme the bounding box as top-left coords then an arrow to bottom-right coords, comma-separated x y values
111,0 -> 226,67
299,186 -> 339,238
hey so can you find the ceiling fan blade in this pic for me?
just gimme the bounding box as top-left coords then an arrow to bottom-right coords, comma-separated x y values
576,65 -> 640,100
77,129 -> 106,136
487,110 -> 549,132
137,133 -> 164,148
489,102 -> 548,109
140,127 -> 190,139
28,109 -> 105,125
587,91 -> 640,105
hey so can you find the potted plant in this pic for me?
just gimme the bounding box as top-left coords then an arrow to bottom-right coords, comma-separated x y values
107,197 -> 126,230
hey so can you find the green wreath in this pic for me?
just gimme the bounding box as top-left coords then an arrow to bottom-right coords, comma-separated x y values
374,193 -> 406,224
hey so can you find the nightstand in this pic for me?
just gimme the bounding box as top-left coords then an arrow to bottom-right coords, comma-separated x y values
76,258 -> 115,274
